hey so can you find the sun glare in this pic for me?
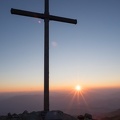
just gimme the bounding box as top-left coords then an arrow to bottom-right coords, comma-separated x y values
75,85 -> 82,91
67,85 -> 89,113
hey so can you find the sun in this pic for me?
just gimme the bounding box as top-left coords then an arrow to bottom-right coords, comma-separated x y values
75,85 -> 82,91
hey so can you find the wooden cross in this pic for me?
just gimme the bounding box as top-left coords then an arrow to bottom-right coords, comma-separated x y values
11,0 -> 77,112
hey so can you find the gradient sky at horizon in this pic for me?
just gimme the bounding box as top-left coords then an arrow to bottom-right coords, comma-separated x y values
0,0 -> 120,92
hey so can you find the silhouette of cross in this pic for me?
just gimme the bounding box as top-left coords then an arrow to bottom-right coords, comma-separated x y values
11,0 -> 77,112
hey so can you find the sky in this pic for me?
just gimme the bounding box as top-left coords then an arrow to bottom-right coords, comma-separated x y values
0,0 -> 120,93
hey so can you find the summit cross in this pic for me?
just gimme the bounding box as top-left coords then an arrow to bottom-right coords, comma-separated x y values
11,0 -> 77,112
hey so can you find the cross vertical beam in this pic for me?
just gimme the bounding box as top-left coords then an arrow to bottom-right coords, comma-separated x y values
44,0 -> 49,112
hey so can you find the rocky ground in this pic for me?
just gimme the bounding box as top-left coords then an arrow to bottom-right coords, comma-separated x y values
0,109 -> 120,120
0,110 -> 95,120
0,110 -> 42,120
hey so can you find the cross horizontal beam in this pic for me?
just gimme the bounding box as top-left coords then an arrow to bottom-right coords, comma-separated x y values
11,8 -> 77,24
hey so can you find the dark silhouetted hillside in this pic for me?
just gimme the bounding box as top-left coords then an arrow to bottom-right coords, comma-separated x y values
100,109 -> 120,120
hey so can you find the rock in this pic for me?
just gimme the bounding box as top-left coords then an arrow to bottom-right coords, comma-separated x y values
77,115 -> 84,120
84,113 -> 92,120
45,110 -> 77,120
7,113 -> 12,120
77,113 -> 93,120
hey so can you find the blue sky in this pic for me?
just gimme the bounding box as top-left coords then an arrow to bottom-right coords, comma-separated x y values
0,0 -> 120,92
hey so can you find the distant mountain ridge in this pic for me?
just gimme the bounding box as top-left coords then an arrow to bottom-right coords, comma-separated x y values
0,89 -> 120,116
100,109 -> 120,120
